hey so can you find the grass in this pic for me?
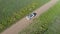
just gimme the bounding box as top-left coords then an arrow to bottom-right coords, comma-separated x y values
0,0 -> 50,33
44,0 -> 60,34
19,0 -> 60,34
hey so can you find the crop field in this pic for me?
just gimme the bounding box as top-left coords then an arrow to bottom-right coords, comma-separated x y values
19,0 -> 60,34
44,0 -> 60,34
0,0 -> 50,33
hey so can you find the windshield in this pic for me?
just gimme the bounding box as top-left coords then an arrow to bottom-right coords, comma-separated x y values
29,14 -> 33,17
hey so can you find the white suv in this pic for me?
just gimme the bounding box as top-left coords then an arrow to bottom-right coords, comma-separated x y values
26,13 -> 37,20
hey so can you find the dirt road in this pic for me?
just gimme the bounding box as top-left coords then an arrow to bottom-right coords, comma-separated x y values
1,0 -> 58,34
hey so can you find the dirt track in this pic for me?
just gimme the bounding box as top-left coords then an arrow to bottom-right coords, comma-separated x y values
1,0 -> 58,34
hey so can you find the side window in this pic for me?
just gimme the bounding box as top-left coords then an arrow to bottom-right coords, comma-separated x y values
30,14 -> 33,17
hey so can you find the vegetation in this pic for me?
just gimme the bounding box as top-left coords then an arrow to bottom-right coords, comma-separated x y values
0,0 -> 50,33
44,0 -> 60,34
19,0 -> 60,34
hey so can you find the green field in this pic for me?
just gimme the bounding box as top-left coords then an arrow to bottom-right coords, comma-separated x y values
0,0 -> 50,33
19,0 -> 60,34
